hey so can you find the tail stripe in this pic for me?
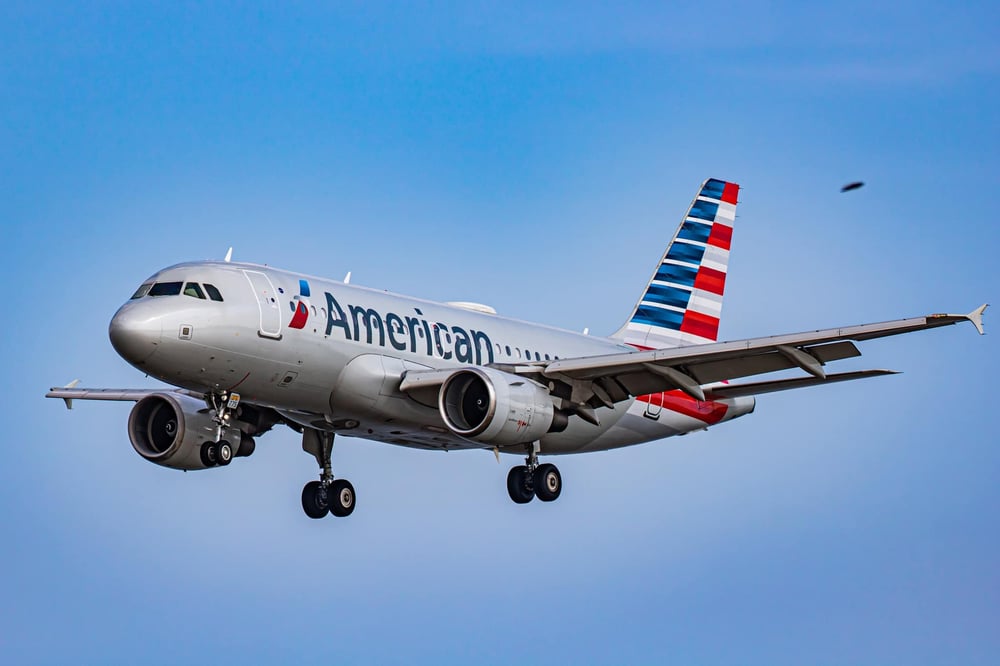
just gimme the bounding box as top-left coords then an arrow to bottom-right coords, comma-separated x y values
613,178 -> 740,348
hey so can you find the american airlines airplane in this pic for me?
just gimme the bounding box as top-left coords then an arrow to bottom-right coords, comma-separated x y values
47,179 -> 987,519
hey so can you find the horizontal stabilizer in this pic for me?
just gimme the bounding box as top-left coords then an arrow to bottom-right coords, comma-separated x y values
705,370 -> 898,399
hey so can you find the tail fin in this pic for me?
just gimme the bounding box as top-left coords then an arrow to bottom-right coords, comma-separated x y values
612,178 -> 739,349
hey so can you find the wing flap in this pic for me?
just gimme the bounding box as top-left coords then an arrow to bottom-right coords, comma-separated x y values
705,370 -> 898,399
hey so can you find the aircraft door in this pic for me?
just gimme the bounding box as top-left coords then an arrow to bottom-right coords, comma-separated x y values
243,270 -> 282,339
643,391 -> 663,420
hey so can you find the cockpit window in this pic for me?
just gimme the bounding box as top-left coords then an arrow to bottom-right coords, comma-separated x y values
148,281 -> 183,297
130,283 -> 153,299
203,283 -> 224,302
183,282 -> 206,299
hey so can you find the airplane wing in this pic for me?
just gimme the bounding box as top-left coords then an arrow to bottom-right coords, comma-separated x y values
402,305 -> 987,411
45,385 -> 201,409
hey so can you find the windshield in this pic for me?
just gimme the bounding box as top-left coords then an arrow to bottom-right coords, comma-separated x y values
148,281 -> 183,296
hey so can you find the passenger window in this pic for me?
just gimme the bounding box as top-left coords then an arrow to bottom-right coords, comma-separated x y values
535,352 -> 541,361
130,283 -> 153,299
544,353 -> 550,360
505,345 -> 511,356
525,348 -> 531,359
148,282 -> 183,297
203,284 -> 224,302
183,283 -> 206,299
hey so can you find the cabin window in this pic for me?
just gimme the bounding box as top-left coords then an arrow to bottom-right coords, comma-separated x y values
148,282 -> 183,297
505,345 -> 511,356
183,283 -> 206,299
544,353 -> 551,360
130,283 -> 153,299
204,284 -> 224,302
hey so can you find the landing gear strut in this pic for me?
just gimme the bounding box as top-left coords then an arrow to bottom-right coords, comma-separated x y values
200,391 -> 240,468
506,441 -> 562,504
301,430 -> 355,519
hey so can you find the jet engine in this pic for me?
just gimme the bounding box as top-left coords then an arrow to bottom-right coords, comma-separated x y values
439,367 -> 559,446
127,392 -> 253,470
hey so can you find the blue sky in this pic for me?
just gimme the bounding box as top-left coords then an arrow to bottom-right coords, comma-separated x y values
2,2 -> 998,664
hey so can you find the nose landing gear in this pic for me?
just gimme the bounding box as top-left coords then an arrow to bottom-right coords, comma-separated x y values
506,442 -> 562,504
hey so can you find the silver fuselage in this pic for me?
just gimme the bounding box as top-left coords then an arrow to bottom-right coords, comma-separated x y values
110,261 -> 754,454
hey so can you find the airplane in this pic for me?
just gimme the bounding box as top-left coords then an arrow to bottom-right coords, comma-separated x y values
47,178 -> 987,520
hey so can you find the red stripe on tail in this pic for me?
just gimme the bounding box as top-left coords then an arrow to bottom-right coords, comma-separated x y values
693,266 -> 726,296
680,310 -> 720,339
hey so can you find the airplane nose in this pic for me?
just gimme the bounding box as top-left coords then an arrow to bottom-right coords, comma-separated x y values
109,305 -> 163,365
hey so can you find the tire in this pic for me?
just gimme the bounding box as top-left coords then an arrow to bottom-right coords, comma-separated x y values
301,481 -> 329,519
533,463 -> 561,502
216,440 -> 233,466
328,479 -> 356,517
506,466 -> 534,504
236,436 -> 256,458
199,442 -> 217,468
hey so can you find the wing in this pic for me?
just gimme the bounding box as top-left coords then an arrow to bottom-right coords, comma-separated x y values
45,383 -> 201,409
400,305 -> 987,413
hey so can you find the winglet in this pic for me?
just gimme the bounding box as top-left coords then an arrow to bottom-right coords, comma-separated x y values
224,247 -> 233,263
59,379 -> 80,409
968,303 -> 988,335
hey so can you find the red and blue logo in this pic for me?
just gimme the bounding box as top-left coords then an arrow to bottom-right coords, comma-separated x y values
289,279 -> 311,329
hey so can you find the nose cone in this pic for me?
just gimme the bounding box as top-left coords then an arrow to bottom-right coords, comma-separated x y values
109,305 -> 163,365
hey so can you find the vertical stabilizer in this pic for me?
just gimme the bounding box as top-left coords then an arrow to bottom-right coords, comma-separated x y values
613,178 -> 739,349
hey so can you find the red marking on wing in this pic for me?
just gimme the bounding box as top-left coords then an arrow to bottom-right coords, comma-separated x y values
636,390 -> 729,424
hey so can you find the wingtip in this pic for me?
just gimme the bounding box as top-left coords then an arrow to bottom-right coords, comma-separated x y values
968,303 -> 988,335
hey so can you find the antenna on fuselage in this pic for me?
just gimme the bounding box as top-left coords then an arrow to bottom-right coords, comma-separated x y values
224,247 -> 233,263
343,271 -> 351,284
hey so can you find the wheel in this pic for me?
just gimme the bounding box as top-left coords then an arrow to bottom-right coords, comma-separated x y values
533,463 -> 561,502
506,465 -> 534,504
236,435 -> 256,458
328,479 -> 356,517
215,440 -> 233,466
301,481 -> 329,519
199,442 -> 217,467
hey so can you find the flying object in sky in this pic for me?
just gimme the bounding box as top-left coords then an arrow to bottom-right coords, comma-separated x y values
841,181 -> 865,192
47,179 -> 987,520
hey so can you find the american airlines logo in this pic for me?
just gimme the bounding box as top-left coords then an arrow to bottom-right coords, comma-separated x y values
323,292 -> 495,365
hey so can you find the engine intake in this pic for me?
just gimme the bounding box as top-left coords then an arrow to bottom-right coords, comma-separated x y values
439,367 -> 555,446
128,393 -> 221,470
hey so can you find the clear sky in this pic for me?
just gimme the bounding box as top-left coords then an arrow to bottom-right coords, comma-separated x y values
2,2 -> 998,664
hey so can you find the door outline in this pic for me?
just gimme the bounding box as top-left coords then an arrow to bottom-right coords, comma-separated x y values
243,270 -> 282,340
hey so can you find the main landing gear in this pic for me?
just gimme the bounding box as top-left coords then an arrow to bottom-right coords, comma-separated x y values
507,442 -> 562,504
301,430 -> 356,519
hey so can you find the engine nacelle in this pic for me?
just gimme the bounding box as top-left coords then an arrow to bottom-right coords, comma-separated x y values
128,392 -> 222,470
439,367 -> 555,446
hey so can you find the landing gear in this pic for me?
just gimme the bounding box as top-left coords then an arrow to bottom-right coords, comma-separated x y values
199,440 -> 233,467
534,463 -> 561,502
506,466 -> 534,503
301,429 -> 355,519
506,442 -> 562,504
301,480 -> 329,519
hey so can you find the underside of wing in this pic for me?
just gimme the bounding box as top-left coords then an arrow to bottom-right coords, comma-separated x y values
484,305 -> 987,410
